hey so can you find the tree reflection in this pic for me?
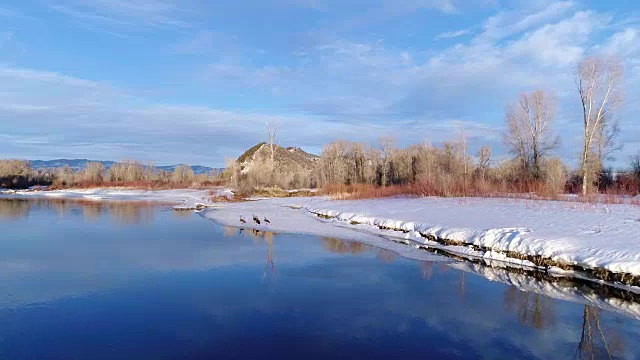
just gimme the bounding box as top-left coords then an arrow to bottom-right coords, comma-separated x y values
0,199 -> 31,219
263,230 -> 275,279
504,286 -> 556,329
421,261 -> 434,280
575,305 -> 625,360
222,225 -> 238,238
82,203 -> 104,222
107,202 -> 154,224
0,198 -> 156,224
376,249 -> 397,263
321,237 -> 371,254
232,227 -> 278,278
172,209 -> 193,219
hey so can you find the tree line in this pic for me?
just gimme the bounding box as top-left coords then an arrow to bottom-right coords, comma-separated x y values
226,55 -> 640,197
0,160 -> 221,189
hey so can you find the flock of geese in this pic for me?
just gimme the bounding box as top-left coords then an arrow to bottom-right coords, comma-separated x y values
240,214 -> 270,225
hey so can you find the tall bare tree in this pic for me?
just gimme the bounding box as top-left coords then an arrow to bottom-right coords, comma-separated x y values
378,136 -> 395,187
460,128 -> 469,189
265,121 -> 279,163
504,90 -> 560,179
477,146 -> 492,181
576,56 -> 623,196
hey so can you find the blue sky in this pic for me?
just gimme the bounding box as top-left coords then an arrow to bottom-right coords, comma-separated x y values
1,0 -> 639,167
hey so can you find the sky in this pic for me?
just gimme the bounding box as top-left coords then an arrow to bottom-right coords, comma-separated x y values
0,0 -> 639,167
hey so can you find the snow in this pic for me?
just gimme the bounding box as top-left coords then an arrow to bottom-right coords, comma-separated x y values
196,196 -> 640,281
0,188 -> 216,205
301,197 -> 640,275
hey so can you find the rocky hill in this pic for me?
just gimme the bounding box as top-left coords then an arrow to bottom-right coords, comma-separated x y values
237,143 -> 319,173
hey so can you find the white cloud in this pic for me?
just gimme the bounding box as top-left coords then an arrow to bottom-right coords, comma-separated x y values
435,29 -> 472,40
3,1 -> 640,166
48,0 -> 196,32
0,4 -> 28,19
477,1 -> 575,42
172,30 -> 237,54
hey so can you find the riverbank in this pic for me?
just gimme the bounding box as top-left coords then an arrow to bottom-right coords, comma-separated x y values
0,187 -> 225,205
198,196 -> 640,289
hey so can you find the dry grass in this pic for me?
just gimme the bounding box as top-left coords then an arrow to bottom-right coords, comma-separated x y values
51,179 -> 225,191
250,187 -> 318,198
322,182 -> 640,205
209,190 -> 245,203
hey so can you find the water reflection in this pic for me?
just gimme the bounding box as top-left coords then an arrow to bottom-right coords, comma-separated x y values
504,286 -> 556,329
0,198 -> 160,224
224,226 -> 278,278
2,200 -> 640,359
576,305 -> 625,359
108,202 -> 154,224
0,199 -> 30,219
321,237 -> 372,254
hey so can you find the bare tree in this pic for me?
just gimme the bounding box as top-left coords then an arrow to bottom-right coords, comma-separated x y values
504,90 -> 560,179
632,153 -> 640,181
265,121 -> 279,163
477,146 -> 492,181
576,56 -> 623,196
171,164 -> 195,184
82,162 -> 105,183
460,128 -> 468,188
378,136 -> 395,187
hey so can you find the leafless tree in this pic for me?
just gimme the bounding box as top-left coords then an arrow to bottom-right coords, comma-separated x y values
477,146 -> 492,181
265,120 -> 279,164
82,162 -> 106,183
576,56 -> 623,196
378,136 -> 395,187
504,90 -> 560,179
171,164 -> 195,184
632,153 -> 640,180
460,128 -> 469,188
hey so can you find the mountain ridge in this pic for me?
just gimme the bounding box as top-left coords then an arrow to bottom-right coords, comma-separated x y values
27,159 -> 222,175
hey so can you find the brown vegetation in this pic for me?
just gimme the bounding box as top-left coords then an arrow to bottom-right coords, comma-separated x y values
0,159 -> 223,190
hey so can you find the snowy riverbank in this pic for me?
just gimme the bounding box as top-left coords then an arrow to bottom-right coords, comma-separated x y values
0,188 -> 222,205
197,196 -> 640,287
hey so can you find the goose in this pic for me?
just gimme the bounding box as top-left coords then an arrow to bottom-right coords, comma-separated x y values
252,214 -> 261,225
264,216 -> 271,224
240,216 -> 247,224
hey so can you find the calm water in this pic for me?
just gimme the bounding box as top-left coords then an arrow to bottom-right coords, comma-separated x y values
1,198 -> 640,360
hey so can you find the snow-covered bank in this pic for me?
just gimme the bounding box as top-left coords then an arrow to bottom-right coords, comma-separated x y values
198,196 -> 640,287
304,197 -> 640,284
0,188 -> 224,206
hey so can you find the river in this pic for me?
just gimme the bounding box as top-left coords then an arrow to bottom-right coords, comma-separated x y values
1,198 -> 639,359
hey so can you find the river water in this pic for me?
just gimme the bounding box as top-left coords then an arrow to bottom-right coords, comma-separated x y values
1,198 -> 639,359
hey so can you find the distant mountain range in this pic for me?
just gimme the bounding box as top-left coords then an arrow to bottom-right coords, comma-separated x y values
29,159 -> 222,175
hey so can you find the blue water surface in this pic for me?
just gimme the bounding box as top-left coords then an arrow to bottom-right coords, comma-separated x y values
0,199 -> 639,359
